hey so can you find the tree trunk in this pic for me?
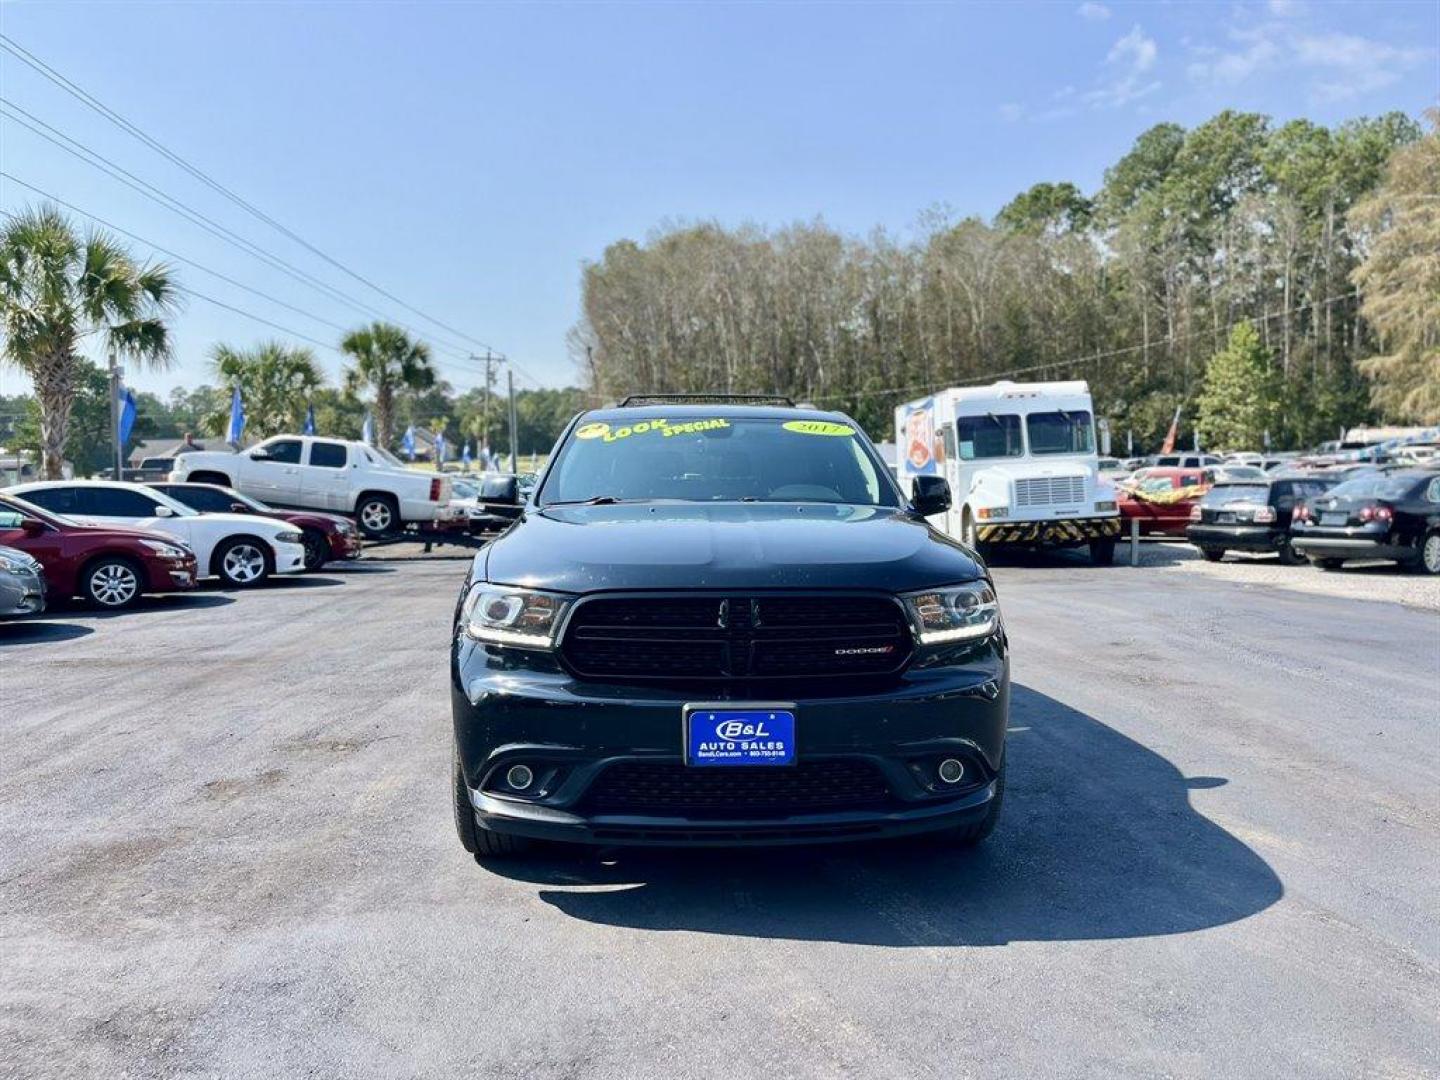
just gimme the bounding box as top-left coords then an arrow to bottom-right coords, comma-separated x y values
375,385 -> 394,447
32,349 -> 79,480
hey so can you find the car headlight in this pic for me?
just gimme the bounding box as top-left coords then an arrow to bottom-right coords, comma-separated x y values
460,584 -> 570,649
975,506 -> 1009,520
336,521 -> 356,535
0,552 -> 37,573
1095,500 -> 1117,512
274,530 -> 304,544
903,583 -> 1000,645
140,539 -> 189,559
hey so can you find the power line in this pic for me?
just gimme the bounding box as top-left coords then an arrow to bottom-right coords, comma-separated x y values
812,290 -> 1364,404
0,100 -> 481,362
0,33 -> 506,356
0,203 -> 483,387
0,172 -> 352,337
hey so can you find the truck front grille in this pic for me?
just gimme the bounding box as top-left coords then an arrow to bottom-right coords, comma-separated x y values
559,594 -> 913,682
1014,475 -> 1086,507
581,759 -> 892,816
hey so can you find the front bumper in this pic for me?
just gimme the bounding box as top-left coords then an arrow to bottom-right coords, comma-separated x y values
977,514 -> 1121,545
452,637 -> 1008,847
0,567 -> 45,616
1186,524 -> 1283,552
328,531 -> 363,560
273,540 -> 308,575
144,555 -> 198,593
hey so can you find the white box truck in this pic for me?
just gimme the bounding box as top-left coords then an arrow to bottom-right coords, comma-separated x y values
894,380 -> 1121,564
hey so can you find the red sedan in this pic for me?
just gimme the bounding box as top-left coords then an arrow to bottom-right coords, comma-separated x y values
150,483 -> 362,571
1117,468 -> 1211,537
0,492 -> 198,609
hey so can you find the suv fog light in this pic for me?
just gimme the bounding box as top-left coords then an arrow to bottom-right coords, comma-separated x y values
505,764 -> 535,791
937,758 -> 965,785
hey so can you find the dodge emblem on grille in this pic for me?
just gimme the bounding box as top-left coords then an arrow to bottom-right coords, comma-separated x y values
834,645 -> 895,656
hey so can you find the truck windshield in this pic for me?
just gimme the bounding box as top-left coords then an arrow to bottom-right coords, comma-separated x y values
1027,410 -> 1095,455
542,416 -> 898,507
956,414 -> 1023,460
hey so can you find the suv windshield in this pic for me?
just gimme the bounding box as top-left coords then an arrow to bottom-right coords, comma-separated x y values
1026,410 -> 1094,455
542,415 -> 898,506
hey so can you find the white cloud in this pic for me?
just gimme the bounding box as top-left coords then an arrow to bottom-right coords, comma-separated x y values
998,102 -> 1026,122
1266,0 -> 1304,16
1297,32 -> 1430,101
1186,19 -> 1431,103
1083,25 -> 1162,108
1077,2 -> 1111,21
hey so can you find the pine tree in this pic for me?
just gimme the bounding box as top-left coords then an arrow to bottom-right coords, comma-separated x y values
1196,322 -> 1282,451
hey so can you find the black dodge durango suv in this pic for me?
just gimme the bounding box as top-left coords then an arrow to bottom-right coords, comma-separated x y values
450,399 -> 1010,859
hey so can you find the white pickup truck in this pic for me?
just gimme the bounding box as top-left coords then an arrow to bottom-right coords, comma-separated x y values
168,435 -> 454,538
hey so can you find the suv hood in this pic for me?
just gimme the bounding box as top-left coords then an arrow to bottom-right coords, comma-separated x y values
484,502 -> 982,592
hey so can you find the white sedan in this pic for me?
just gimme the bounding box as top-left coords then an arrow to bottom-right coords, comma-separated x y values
9,480 -> 307,587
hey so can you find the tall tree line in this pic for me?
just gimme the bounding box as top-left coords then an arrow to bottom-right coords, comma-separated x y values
573,109 -> 1432,447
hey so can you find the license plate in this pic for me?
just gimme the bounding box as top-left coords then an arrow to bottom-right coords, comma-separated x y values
1322,512 -> 1348,526
685,705 -> 795,767
1215,512 -> 1236,524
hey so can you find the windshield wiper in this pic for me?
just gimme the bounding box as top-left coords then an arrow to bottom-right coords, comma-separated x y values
548,495 -> 627,506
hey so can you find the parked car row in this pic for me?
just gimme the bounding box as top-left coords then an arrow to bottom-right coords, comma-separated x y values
0,477 -> 363,617
1188,469 -> 1440,573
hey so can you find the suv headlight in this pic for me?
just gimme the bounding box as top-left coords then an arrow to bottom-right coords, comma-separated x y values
460,584 -> 570,649
0,551 -> 37,573
903,583 -> 999,644
140,539 -> 189,559
274,530 -> 304,544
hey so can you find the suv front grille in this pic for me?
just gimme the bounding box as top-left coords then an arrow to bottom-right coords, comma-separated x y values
1015,475 -> 1085,507
582,760 -> 891,816
559,594 -> 914,681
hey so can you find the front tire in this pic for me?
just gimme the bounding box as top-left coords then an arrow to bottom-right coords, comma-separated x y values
961,511 -> 992,560
356,495 -> 399,540
1089,537 -> 1116,566
1276,538 -> 1303,566
214,537 -> 272,587
1310,557 -> 1344,571
1200,547 -> 1226,563
300,529 -> 329,572
453,744 -> 531,861
82,556 -> 143,610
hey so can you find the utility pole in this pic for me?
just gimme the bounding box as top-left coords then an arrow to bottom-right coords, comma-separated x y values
475,350 -> 501,465
107,343 -> 123,480
507,369 -> 518,475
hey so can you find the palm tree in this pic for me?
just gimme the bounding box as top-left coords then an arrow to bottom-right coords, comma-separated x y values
339,322 -> 434,446
0,205 -> 179,478
206,341 -> 323,438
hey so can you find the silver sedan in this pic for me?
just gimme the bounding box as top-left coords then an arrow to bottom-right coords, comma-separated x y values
0,545 -> 45,617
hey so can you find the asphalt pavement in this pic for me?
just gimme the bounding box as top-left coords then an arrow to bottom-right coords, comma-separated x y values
2,554 -> 1437,1079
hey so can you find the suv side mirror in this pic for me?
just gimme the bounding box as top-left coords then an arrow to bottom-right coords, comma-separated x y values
22,517 -> 46,535
482,476 -> 520,505
910,475 -> 951,517
231,502 -> 251,514
154,505 -> 175,518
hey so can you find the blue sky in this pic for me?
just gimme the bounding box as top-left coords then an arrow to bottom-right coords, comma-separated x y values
1,1 -> 1435,398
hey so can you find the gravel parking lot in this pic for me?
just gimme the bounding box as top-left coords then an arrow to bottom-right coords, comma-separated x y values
2,554 -> 1437,1079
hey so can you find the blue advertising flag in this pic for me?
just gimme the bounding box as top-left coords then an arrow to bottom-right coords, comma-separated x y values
226,387 -> 246,445
117,388 -> 138,446
401,425 -> 416,460
434,433 -> 446,465
361,412 -> 375,446
462,441 -> 472,467
303,403 -> 317,435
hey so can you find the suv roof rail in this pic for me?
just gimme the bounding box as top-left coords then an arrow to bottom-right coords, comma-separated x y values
616,393 -> 797,408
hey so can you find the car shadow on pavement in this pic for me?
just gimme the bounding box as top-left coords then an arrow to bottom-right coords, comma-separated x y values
0,620 -> 95,645
488,684 -> 1283,946
55,593 -> 237,619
